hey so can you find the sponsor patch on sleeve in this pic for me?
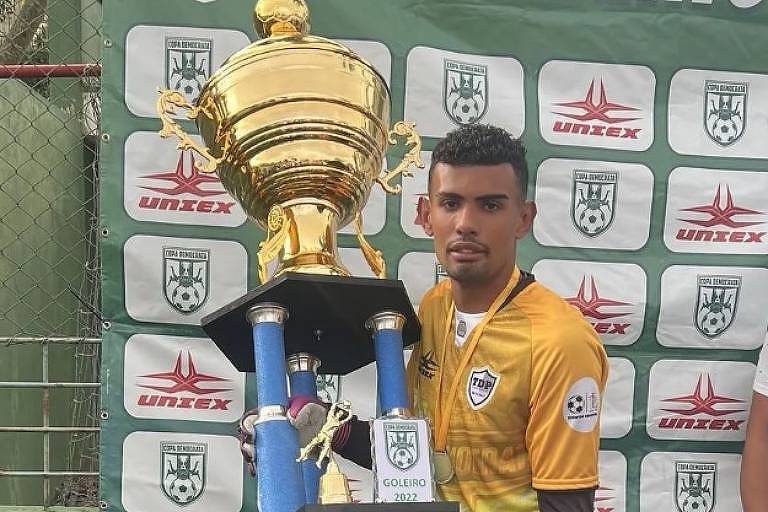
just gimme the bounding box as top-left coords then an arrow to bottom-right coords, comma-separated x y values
562,377 -> 601,432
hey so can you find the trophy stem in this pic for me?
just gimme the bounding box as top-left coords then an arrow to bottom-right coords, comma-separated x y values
287,352 -> 324,505
247,303 -> 306,512
274,201 -> 351,277
366,311 -> 409,415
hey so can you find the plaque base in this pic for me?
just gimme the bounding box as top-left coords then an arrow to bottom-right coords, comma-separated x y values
299,504 -> 459,511
201,273 -> 420,374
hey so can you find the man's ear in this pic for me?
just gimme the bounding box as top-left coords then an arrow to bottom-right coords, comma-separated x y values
417,196 -> 433,237
514,201 -> 536,240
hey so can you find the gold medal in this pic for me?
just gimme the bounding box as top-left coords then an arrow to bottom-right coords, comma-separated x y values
433,451 -> 455,484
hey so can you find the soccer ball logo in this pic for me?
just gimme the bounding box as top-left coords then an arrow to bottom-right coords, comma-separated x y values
444,59 -> 488,126
695,286 -> 736,338
567,394 -> 584,414
161,444 -> 206,506
704,80 -> 747,148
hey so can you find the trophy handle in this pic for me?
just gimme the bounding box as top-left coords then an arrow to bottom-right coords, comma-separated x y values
156,89 -> 231,174
354,212 -> 386,279
376,121 -> 425,194
257,205 -> 292,283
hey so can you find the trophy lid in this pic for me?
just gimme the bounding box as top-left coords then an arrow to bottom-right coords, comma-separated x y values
203,0 -> 389,97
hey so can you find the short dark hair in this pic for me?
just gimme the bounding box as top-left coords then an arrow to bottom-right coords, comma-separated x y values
428,124 -> 528,199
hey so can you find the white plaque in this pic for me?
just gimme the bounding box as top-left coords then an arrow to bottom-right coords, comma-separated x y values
371,417 -> 435,503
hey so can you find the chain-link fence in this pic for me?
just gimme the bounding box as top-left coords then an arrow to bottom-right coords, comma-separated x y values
0,0 -> 102,508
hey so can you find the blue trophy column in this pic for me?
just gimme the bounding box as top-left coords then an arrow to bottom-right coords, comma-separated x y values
247,303 -> 305,512
287,353 -> 324,504
366,311 -> 409,415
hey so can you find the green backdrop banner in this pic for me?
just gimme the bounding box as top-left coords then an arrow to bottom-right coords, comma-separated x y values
100,1 -> 768,511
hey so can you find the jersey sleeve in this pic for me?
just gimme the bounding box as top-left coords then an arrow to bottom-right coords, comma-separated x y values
526,311 -> 608,491
754,342 -> 768,397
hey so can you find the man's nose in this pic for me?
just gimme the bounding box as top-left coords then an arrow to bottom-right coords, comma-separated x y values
454,205 -> 478,236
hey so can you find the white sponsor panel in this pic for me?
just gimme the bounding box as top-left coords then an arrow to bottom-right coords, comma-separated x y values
122,431 -> 242,512
404,47 -> 524,138
657,265 -> 768,349
533,158 -> 653,250
646,359 -> 755,441
398,252 -> 446,309
597,451 -> 627,512
601,358 -> 635,439
669,68 -> 768,159
532,259 -> 646,346
339,160 -> 387,236
339,247 -> 377,278
124,131 -> 246,227
338,39 -> 392,85
664,167 -> 768,255
124,235 -> 247,325
124,333 -> 245,422
640,452 -> 742,512
400,151 -> 432,239
125,25 -> 250,118
539,61 -> 655,151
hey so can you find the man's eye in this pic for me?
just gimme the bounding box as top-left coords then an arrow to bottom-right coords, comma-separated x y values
441,200 -> 458,210
483,202 -> 501,212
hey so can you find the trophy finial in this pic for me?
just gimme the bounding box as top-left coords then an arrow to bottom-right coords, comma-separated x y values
254,0 -> 310,38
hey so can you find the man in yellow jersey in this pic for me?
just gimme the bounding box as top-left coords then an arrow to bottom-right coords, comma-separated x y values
240,124 -> 609,512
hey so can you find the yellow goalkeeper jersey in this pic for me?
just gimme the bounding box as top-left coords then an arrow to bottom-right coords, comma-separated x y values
407,267 -> 608,512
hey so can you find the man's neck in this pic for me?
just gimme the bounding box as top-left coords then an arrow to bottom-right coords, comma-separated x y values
452,267 -> 516,314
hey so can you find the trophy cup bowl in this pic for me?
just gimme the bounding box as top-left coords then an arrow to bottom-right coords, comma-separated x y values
158,0 -> 422,282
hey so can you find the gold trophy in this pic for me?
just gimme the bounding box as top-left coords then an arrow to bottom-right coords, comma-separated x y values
157,1 -> 442,509
157,0 -> 423,283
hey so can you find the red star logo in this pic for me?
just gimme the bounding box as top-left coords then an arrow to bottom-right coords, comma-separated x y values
565,276 -> 631,320
661,374 -> 744,417
139,351 -> 231,395
139,150 -> 224,197
554,79 -> 640,124
679,184 -> 763,228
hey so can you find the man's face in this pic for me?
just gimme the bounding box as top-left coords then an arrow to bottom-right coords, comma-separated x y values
422,163 -> 536,286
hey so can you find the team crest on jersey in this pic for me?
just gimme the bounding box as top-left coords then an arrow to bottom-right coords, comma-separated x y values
694,275 -> 740,338
675,461 -> 716,512
443,59 -> 488,126
165,37 -> 212,105
704,80 -> 747,147
384,422 -> 419,470
315,374 -> 342,403
467,366 -> 500,410
163,247 -> 210,314
161,441 -> 206,505
571,170 -> 617,237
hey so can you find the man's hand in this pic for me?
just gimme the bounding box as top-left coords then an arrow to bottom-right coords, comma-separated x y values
287,395 -> 329,447
237,396 -> 336,476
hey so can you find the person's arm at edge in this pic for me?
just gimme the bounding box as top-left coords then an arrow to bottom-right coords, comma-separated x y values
741,391 -> 768,512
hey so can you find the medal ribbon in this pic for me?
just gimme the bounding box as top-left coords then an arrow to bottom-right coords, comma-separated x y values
432,266 -> 521,452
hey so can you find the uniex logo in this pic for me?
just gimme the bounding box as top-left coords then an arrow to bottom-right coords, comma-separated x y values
553,79 -> 642,139
694,274 -> 740,338
163,247 -> 210,314
675,461 -> 716,512
418,350 -> 439,380
676,184 -> 765,245
658,374 -> 746,431
161,442 -> 206,505
571,170 -> 618,237
165,36 -> 212,104
443,59 -> 488,125
704,80 -> 747,147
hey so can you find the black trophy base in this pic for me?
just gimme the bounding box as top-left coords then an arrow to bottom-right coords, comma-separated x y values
201,272 -> 420,374
298,504 -> 459,512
